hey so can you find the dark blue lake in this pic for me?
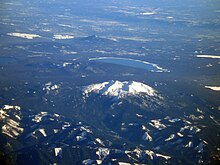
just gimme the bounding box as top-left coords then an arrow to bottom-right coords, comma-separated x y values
90,57 -> 168,72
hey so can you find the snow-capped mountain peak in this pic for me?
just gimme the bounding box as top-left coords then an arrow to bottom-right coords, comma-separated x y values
83,80 -> 157,98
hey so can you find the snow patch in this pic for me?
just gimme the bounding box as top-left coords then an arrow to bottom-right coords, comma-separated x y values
136,114 -> 143,118
196,55 -> 220,59
142,132 -> 152,142
149,119 -> 166,130
156,153 -> 171,160
80,126 -> 93,134
43,82 -> 60,94
96,160 -> 102,164
96,148 -> 110,160
177,132 -> 184,137
3,105 -> 21,110
95,138 -> 105,146
165,134 -> 175,141
38,129 -> 47,137
144,150 -> 171,160
63,62 -> 72,67
76,135 -> 87,142
168,118 -> 181,123
180,125 -> 201,134
205,86 -> 220,91
53,34 -> 75,39
60,50 -> 77,55
54,148 -> 62,157
62,122 -> 71,130
7,32 -> 40,39
140,12 -> 156,15
185,141 -> 193,148
144,150 -> 155,160
118,162 -> 131,165
82,159 -> 94,165
32,112 -> 48,123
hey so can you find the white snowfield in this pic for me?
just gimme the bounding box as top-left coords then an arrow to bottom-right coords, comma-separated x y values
7,32 -> 41,39
84,80 -> 158,98
205,86 -> 220,91
196,55 -> 220,59
140,12 -> 156,15
53,34 -> 75,39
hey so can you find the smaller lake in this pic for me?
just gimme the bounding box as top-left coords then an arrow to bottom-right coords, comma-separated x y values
89,57 -> 168,72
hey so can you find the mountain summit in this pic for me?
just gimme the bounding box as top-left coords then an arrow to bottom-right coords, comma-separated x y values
83,80 -> 158,98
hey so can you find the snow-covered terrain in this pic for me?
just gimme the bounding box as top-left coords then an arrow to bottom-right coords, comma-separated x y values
84,80 -> 158,98
43,82 -> 60,91
0,105 -> 23,138
196,55 -> 220,59
7,33 -> 41,39
1,0 -> 219,164
205,86 -> 220,91
54,147 -> 62,157
53,34 -> 75,39
0,103 -> 210,164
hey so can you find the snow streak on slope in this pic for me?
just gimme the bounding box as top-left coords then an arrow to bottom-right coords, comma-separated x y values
84,80 -> 158,98
205,86 -> 220,91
